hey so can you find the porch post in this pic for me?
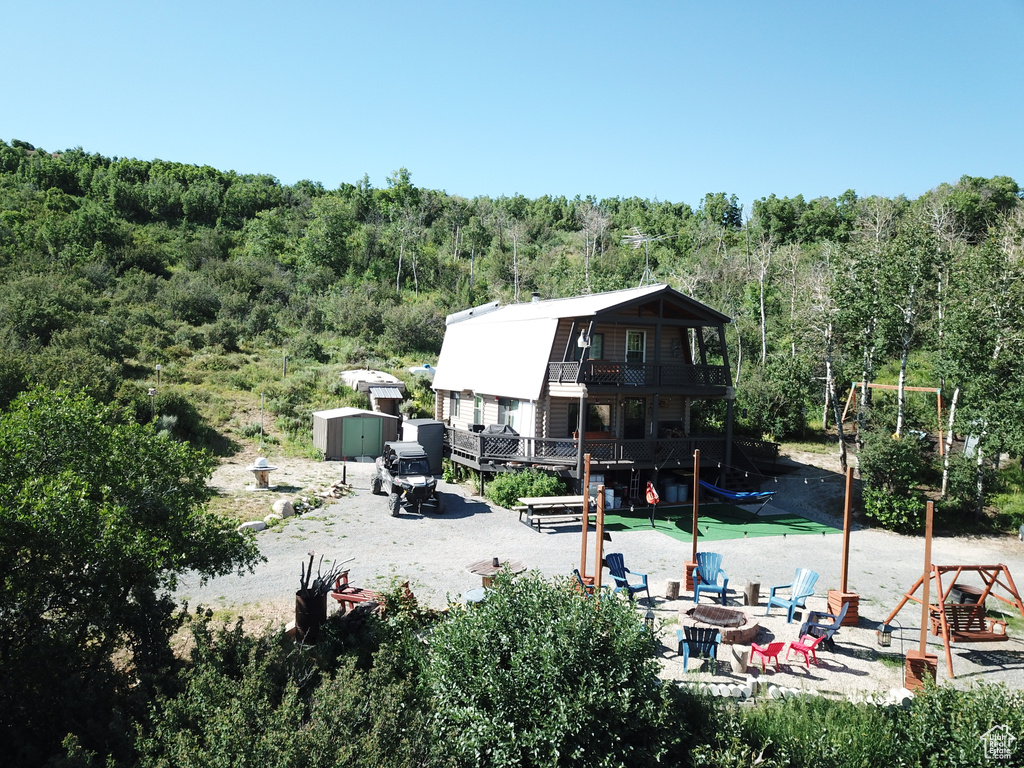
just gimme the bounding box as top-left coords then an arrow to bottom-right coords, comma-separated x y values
575,385 -> 588,493
724,387 -> 735,468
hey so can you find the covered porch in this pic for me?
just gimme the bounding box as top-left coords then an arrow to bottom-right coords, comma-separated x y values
443,426 -> 776,480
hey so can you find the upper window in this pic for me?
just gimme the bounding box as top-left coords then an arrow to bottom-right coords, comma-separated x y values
450,392 -> 461,418
626,330 -> 646,364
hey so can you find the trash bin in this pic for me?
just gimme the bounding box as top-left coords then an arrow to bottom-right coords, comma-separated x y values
295,591 -> 327,643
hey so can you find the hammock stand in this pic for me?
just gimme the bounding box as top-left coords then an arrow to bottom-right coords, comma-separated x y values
698,480 -> 776,517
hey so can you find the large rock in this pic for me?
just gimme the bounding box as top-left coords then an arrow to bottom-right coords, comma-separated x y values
273,499 -> 295,518
237,520 -> 267,532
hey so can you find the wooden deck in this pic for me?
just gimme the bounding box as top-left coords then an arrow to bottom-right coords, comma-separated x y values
444,427 -> 778,477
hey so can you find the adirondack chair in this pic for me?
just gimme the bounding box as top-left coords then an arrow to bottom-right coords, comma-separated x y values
765,568 -> 819,622
572,569 -> 611,598
605,552 -> 650,603
693,552 -> 729,605
676,625 -> 722,672
798,600 -> 849,650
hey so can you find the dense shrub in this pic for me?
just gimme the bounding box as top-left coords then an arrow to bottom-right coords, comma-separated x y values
734,356 -> 813,440
379,300 -> 445,356
425,571 -> 674,767
485,468 -> 566,509
857,428 -> 929,531
138,609 -> 436,768
863,486 -> 926,532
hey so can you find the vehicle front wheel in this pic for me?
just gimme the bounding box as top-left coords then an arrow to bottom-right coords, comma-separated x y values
388,492 -> 401,517
435,492 -> 446,514
371,476 -> 382,495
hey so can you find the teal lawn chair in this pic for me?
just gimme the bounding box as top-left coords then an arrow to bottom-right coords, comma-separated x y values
605,552 -> 650,603
693,552 -> 729,605
765,568 -> 819,622
676,625 -> 721,672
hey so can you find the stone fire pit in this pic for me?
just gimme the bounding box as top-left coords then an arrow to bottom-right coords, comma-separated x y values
680,604 -> 760,645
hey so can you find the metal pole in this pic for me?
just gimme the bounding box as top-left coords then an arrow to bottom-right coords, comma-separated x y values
575,386 -> 588,491
840,465 -> 854,593
580,453 -> 592,578
691,448 -> 701,562
594,484 -> 606,592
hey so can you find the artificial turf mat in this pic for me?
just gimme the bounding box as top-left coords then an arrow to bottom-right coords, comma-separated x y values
601,502 -> 839,543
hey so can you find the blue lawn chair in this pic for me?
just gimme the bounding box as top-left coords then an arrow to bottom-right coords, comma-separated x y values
676,625 -> 721,672
693,552 -> 729,605
765,568 -> 819,622
605,552 -> 650,603
799,600 -> 849,650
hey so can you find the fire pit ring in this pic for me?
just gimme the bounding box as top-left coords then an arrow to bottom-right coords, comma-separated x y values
681,605 -> 760,645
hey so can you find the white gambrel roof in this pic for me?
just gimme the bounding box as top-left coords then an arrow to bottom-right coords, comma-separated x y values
432,284 -> 726,402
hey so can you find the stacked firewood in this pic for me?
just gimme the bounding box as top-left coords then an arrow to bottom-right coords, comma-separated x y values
314,479 -> 349,499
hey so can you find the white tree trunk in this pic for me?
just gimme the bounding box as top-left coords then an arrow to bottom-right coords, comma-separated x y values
940,387 -> 960,497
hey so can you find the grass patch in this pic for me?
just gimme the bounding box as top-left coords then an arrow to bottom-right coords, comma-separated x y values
779,434 -> 840,455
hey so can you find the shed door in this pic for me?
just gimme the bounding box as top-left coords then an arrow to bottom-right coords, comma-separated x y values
341,417 -> 383,458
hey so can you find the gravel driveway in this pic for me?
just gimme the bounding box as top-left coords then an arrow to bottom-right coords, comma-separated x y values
177,460 -> 1024,695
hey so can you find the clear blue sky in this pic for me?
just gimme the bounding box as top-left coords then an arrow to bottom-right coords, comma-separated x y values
5,1 -> 1022,210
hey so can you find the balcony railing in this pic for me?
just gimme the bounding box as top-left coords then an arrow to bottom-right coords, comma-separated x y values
445,426 -> 728,470
547,360 -> 729,389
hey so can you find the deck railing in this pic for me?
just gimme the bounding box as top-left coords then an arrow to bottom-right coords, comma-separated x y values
445,426 -> 728,469
547,360 -> 729,388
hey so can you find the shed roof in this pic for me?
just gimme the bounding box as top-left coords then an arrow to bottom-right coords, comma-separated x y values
432,284 -> 728,401
312,407 -> 399,420
369,386 -> 404,400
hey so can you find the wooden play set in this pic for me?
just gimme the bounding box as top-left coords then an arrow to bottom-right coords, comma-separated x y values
884,564 -> 1024,678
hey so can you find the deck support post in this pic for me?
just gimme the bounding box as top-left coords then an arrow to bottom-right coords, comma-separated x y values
575,385 -> 588,492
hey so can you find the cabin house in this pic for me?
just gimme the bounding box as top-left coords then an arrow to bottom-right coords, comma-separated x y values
431,284 -> 776,500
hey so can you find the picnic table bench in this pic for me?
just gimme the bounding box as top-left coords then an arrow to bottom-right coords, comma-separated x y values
330,571 -> 413,614
514,495 -> 595,530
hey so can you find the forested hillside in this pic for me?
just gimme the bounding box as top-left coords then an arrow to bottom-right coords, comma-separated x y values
1,138 -> 1022,524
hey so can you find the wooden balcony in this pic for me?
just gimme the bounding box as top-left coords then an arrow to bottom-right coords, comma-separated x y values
444,426 -> 734,475
547,361 -> 729,391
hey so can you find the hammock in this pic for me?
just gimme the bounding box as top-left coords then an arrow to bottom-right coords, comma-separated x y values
698,480 -> 775,516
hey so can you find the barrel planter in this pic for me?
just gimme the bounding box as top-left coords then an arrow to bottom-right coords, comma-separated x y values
295,591 -> 328,643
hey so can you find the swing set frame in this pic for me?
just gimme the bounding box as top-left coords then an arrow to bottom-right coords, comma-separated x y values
840,382 -> 944,457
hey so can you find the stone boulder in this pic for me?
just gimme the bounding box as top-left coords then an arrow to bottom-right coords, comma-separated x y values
272,499 -> 295,518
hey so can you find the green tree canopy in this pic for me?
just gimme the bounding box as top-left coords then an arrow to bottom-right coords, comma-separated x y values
0,388 -> 261,763
425,571 -> 674,767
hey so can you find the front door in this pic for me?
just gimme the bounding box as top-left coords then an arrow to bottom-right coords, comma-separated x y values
623,398 -> 646,440
625,330 -> 646,385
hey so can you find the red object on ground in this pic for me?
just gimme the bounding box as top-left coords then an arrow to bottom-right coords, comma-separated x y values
645,482 -> 660,505
751,641 -> 785,672
786,634 -> 826,667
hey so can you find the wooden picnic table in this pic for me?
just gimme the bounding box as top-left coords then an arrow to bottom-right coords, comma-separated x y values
515,495 -> 596,530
